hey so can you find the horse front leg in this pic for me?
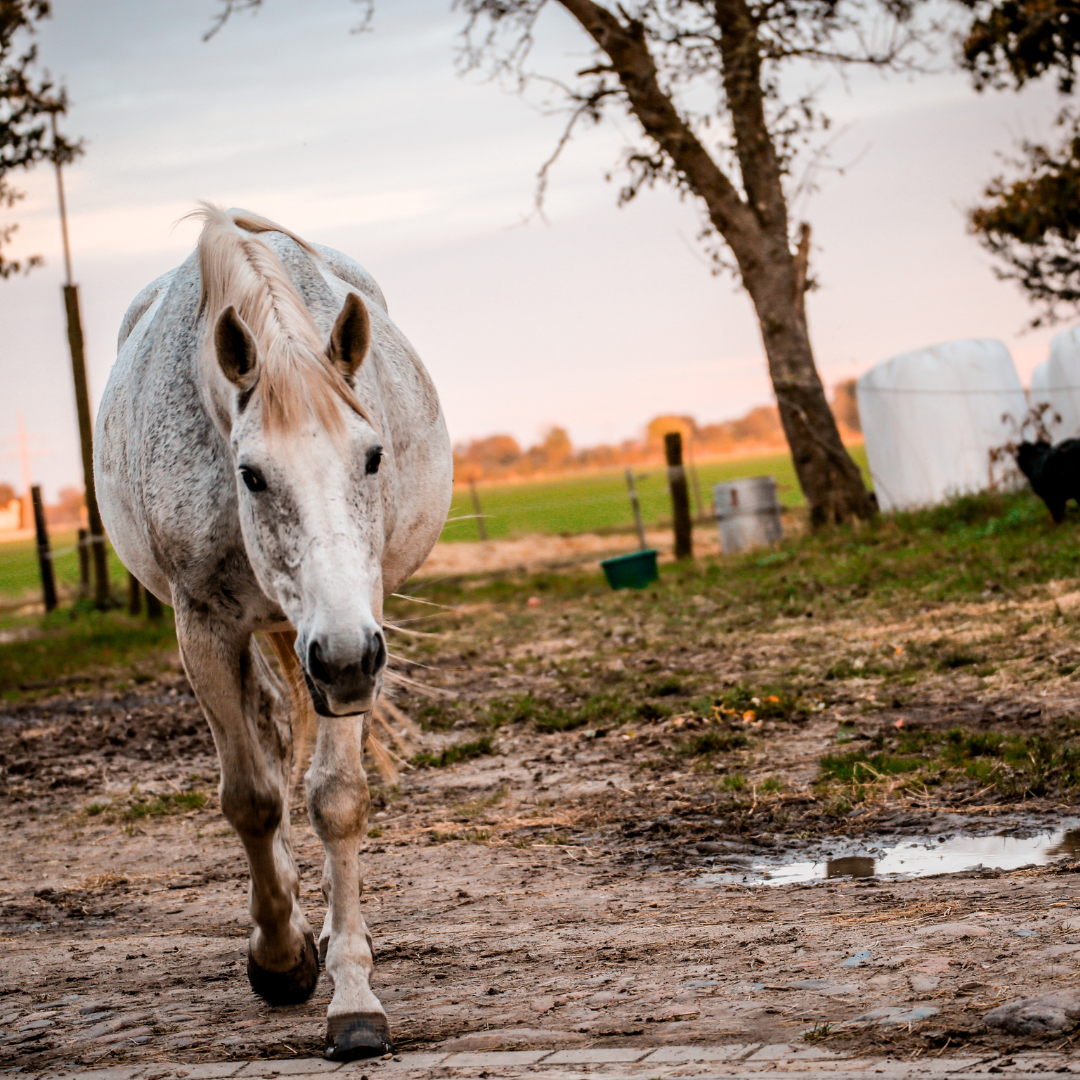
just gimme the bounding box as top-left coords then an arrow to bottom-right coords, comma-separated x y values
175,608 -> 318,1005
307,714 -> 391,1060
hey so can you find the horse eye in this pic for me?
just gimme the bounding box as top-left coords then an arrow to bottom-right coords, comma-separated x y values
240,466 -> 267,492
366,448 -> 383,475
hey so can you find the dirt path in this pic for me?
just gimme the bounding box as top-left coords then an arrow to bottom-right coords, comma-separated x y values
2,672 -> 1080,1071
8,552 -> 1080,1070
413,523 -> 724,578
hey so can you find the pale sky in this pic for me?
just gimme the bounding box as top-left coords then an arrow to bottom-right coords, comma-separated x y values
0,0 -> 1067,498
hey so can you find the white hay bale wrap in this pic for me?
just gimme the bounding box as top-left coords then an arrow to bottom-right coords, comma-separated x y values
856,339 -> 1026,512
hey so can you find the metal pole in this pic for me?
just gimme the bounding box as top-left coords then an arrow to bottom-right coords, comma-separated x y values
625,467 -> 647,550
52,113 -> 110,607
468,478 -> 487,541
664,432 -> 693,560
31,485 -> 57,612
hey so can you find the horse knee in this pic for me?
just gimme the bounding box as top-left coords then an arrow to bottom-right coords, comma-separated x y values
308,769 -> 369,843
220,776 -> 285,838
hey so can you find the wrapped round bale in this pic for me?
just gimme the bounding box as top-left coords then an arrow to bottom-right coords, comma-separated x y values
1029,359 -> 1052,424
856,339 -> 1026,512
1040,326 -> 1080,440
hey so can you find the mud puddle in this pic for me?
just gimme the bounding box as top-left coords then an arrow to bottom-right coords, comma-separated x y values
698,820 -> 1080,886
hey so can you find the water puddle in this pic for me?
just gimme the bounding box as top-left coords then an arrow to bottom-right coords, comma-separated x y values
697,821 -> 1080,886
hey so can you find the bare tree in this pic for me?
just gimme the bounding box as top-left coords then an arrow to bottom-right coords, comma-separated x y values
0,0 -> 81,278
453,0 -> 928,525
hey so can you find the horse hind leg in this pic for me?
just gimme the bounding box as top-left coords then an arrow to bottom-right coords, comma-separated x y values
307,714 -> 392,1060
176,607 -> 318,1006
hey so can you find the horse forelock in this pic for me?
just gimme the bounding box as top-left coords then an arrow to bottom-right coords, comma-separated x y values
192,203 -> 372,443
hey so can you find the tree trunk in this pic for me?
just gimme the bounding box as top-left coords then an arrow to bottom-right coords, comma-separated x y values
554,0 -> 876,525
745,262 -> 875,525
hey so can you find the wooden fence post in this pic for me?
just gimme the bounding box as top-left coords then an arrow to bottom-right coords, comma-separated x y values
52,116 -> 110,607
664,432 -> 693,560
31,485 -> 57,612
469,478 -> 488,541
127,571 -> 142,616
144,589 -> 164,620
64,284 -> 111,607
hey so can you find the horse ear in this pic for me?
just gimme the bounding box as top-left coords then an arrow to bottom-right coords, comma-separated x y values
215,305 -> 259,388
328,292 -> 370,381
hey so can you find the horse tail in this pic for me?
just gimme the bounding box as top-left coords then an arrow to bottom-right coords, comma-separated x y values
264,630 -> 399,793
265,630 -> 316,799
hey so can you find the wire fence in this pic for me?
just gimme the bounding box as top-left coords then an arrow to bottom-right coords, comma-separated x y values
0,447 -> 867,603
0,529 -> 128,609
440,448 -> 846,543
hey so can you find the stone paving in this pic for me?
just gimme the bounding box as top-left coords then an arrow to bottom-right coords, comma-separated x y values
19,1043 -> 1080,1080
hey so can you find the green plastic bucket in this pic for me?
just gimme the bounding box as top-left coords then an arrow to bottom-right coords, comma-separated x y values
601,549 -> 659,590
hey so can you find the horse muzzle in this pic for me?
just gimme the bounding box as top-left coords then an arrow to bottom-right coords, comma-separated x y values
302,628 -> 386,716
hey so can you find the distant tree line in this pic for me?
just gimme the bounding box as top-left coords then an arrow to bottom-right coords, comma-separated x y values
454,382 -> 860,482
0,481 -> 86,529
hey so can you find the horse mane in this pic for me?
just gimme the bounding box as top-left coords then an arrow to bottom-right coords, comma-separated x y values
192,203 -> 369,439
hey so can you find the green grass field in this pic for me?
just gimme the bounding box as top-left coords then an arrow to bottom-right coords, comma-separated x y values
0,530 -> 129,605
442,446 -> 870,543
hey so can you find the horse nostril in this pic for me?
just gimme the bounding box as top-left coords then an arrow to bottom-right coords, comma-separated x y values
361,631 -> 386,677
308,639 -> 334,685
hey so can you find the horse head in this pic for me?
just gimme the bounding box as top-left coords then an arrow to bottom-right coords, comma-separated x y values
212,290 -> 388,716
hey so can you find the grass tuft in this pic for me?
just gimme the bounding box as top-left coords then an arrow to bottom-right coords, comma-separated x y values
818,749 -> 923,783
411,737 -> 494,769
682,730 -> 749,756
124,791 -> 208,820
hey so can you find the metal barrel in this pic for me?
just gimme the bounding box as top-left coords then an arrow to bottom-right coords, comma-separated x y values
713,476 -> 783,554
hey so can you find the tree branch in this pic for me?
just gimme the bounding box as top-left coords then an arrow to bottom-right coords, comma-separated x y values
534,80 -> 619,213
554,0 -> 764,256
712,0 -> 789,237
0,2 -> 82,278
793,220 -> 810,321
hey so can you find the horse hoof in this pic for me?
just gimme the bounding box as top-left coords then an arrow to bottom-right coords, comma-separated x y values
247,932 -> 319,1005
324,1012 -> 394,1061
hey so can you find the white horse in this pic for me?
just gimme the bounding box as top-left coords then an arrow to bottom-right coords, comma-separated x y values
95,206 -> 453,1060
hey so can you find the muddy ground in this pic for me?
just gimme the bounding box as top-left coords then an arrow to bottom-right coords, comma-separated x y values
5,549 -> 1080,1070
